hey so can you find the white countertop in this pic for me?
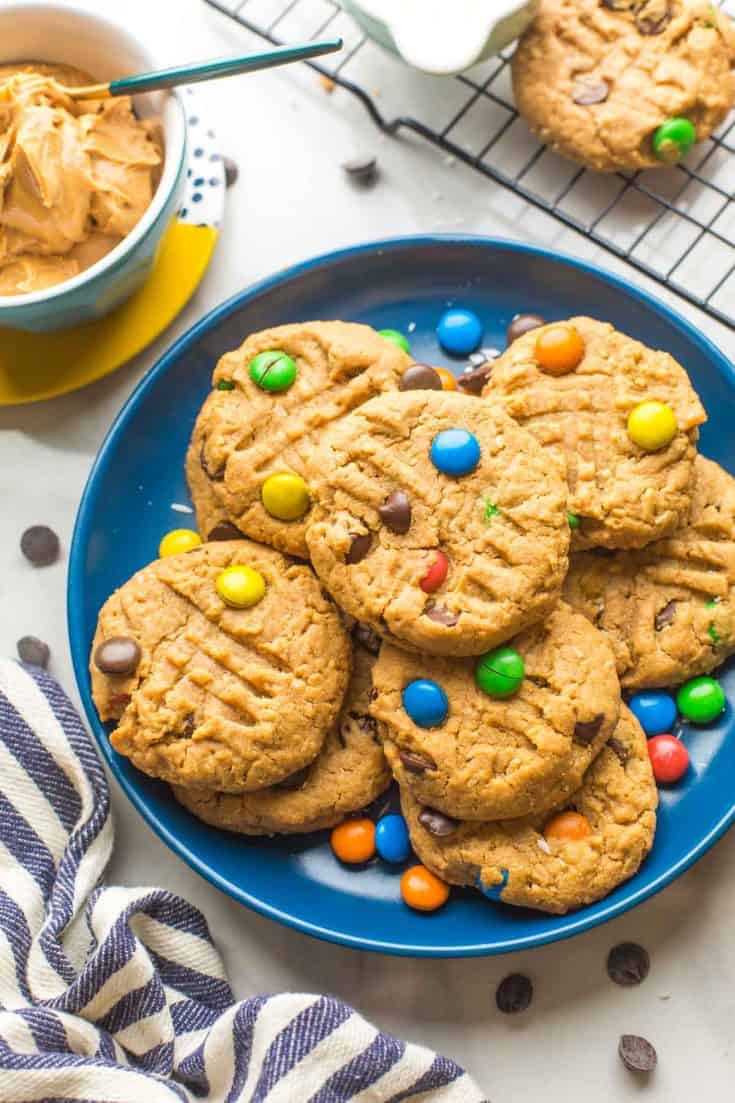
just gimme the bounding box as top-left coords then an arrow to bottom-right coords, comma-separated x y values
1,2 -> 734,1099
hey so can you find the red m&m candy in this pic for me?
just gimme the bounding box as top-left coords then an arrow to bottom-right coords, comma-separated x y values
420,551 -> 448,593
648,735 -> 689,784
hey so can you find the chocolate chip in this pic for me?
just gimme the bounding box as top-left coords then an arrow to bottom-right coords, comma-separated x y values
399,749 -> 437,774
654,600 -> 677,631
607,942 -> 650,987
618,1034 -> 657,1073
94,637 -> 141,676
350,710 -> 378,736
458,360 -> 493,395
346,532 -> 372,564
16,636 -> 50,668
418,806 -> 459,837
574,713 -> 605,745
351,622 -> 382,655
601,0 -> 635,9
223,155 -> 239,188
635,0 -> 671,33
199,442 -> 224,481
506,313 -> 546,345
496,974 -> 533,1014
20,525 -> 59,567
379,490 -> 411,534
608,737 -> 630,764
208,521 -> 243,541
181,712 -> 196,738
572,79 -> 609,105
399,364 -> 442,391
342,153 -> 378,184
274,766 -> 310,791
424,604 -> 459,627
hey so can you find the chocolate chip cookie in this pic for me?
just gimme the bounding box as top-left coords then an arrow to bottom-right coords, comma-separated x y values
187,322 -> 412,558
564,455 -> 735,688
305,390 -> 570,657
402,706 -> 658,914
512,0 -> 735,172
484,316 -> 706,549
371,603 -> 621,820
173,645 -> 390,835
91,540 -> 350,792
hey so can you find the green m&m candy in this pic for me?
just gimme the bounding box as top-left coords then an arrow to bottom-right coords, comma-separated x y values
475,646 -> 525,698
248,350 -> 298,392
652,117 -> 696,164
567,512 -> 581,530
378,328 -> 411,355
676,675 -> 725,724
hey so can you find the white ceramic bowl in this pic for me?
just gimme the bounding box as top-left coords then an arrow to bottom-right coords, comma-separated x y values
340,0 -> 536,75
0,3 -> 187,333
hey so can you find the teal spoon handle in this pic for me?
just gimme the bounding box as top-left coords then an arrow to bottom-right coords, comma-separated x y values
109,39 -> 343,97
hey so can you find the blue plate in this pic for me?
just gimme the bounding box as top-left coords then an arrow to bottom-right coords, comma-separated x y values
69,236 -> 735,957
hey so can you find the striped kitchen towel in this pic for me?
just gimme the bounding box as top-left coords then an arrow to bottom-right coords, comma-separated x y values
0,659 -> 486,1103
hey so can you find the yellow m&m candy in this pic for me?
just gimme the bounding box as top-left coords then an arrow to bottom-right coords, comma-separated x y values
159,529 -> 202,557
261,472 -> 310,521
627,401 -> 678,452
216,565 -> 266,608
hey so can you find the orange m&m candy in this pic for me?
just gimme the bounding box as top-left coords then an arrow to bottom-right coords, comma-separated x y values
544,811 -> 592,842
434,367 -> 458,391
401,864 -> 450,911
534,324 -> 585,376
331,818 -> 376,864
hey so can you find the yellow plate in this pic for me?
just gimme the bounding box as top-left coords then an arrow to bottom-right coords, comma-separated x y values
0,220 -> 219,406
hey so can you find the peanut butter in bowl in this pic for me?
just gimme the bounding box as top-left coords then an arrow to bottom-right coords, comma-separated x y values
0,62 -> 162,296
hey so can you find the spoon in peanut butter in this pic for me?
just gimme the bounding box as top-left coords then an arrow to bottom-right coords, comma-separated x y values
63,39 -> 343,100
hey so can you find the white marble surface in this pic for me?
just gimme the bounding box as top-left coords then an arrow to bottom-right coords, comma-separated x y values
2,2 -> 734,1099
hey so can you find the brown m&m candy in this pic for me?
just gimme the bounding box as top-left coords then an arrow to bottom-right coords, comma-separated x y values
94,636 -> 141,676
399,364 -> 443,391
506,313 -> 546,345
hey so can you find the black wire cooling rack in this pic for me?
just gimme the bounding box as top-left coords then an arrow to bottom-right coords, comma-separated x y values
205,0 -> 735,331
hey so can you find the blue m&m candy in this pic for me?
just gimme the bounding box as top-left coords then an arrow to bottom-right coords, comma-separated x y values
375,814 -> 412,863
628,691 -> 677,736
437,308 -> 483,356
402,679 -> 449,727
430,429 -> 481,477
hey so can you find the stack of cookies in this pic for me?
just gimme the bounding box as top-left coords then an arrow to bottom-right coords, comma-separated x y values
91,313 -> 733,915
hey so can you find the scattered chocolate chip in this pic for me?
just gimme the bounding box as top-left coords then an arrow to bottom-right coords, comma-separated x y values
496,974 -> 533,1014
418,807 -> 459,837
572,79 -> 609,105
399,749 -> 437,774
93,637 -> 141,677
223,156 -> 239,188
208,521 -> 243,541
618,1034 -> 657,1073
458,360 -> 493,395
379,490 -> 412,534
16,636 -> 50,668
506,313 -> 546,345
635,0 -> 671,33
607,942 -> 650,987
199,442 -> 224,481
608,737 -> 630,764
368,686 -> 378,703
573,713 -> 605,745
181,712 -> 196,738
399,364 -> 443,392
590,546 -> 616,557
274,766 -> 310,790
351,622 -> 382,655
342,153 -> 378,184
654,600 -> 677,631
20,525 -> 60,567
601,0 -> 635,9
346,532 -> 372,564
350,710 -> 378,736
424,604 -> 459,627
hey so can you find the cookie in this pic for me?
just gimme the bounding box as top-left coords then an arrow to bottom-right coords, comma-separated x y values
564,455 -> 735,688
173,645 -> 390,834
402,706 -> 658,914
484,316 -> 706,549
371,603 -> 621,820
305,390 -> 570,657
512,0 -> 735,172
91,540 -> 350,792
187,322 -> 412,557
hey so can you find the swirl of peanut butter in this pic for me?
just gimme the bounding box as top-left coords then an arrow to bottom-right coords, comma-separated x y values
0,63 -> 162,296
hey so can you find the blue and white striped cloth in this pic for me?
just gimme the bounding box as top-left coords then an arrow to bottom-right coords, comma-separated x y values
0,659 -> 485,1102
